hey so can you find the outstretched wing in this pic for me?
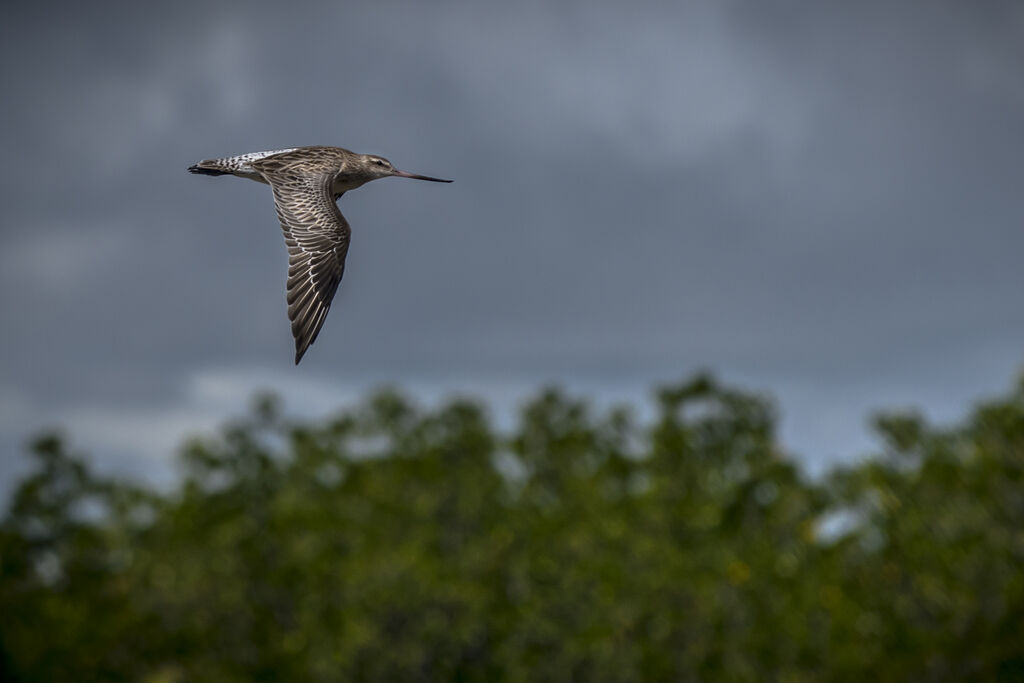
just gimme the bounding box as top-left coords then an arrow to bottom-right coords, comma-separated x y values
259,169 -> 351,364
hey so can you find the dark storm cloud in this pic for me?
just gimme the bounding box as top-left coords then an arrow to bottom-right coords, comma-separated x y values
1,0 -> 1022,489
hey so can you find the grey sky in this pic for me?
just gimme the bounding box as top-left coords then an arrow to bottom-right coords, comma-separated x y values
2,0 -> 1022,491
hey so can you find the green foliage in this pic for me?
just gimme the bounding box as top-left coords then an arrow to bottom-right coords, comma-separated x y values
2,375 -> 1023,681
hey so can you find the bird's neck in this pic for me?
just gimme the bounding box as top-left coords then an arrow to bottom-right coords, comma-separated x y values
332,175 -> 371,195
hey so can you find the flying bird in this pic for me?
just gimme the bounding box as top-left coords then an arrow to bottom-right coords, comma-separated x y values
188,146 -> 452,364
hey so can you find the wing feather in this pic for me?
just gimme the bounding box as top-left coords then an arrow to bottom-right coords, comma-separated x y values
254,163 -> 350,364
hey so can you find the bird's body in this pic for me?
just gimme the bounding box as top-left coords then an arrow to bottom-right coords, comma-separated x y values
188,146 -> 451,364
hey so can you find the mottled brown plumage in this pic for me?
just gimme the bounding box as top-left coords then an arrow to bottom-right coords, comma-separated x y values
188,146 -> 451,364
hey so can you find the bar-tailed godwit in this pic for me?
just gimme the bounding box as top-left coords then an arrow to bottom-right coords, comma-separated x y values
189,146 -> 451,364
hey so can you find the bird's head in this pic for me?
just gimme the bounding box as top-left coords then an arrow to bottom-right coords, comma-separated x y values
359,154 -> 452,184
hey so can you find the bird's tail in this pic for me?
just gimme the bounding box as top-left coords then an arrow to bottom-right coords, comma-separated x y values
188,163 -> 230,176
187,149 -> 299,180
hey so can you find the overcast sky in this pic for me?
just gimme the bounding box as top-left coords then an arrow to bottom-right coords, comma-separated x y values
1,0 -> 1022,492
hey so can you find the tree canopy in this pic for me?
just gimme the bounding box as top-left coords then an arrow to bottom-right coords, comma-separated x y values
2,374 -> 1023,681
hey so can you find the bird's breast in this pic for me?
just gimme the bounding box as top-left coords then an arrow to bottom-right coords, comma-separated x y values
331,175 -> 369,196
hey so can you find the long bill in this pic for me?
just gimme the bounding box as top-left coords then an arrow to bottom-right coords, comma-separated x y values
391,169 -> 453,183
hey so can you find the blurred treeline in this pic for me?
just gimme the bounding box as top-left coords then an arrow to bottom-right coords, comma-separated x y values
2,374 -> 1023,682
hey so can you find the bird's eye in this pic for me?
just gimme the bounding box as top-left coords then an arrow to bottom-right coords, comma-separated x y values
374,158 -> 387,167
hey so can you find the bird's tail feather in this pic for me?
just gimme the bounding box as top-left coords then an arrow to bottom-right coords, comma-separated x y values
188,163 -> 230,176
187,149 -> 300,179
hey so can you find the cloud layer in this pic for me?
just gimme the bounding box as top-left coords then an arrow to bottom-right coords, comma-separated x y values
2,0 -> 1022,491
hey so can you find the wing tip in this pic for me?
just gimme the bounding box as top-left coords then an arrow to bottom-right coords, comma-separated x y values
294,335 -> 315,365
294,335 -> 310,364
